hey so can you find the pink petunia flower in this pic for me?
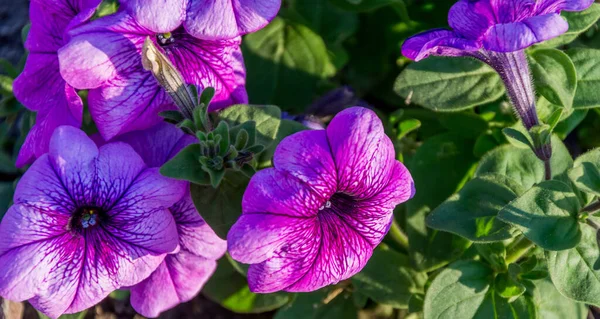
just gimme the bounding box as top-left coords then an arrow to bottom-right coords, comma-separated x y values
227,107 -> 415,293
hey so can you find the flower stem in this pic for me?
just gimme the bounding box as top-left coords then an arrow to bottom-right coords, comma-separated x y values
506,237 -> 535,264
583,200 -> 600,214
389,219 -> 409,250
544,159 -> 552,181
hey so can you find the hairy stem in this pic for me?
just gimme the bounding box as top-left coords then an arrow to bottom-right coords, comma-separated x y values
544,159 -> 552,181
583,200 -> 600,214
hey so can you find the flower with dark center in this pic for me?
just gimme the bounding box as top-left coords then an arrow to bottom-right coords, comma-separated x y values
227,107 -> 415,292
0,126 -> 186,318
59,11 -> 247,140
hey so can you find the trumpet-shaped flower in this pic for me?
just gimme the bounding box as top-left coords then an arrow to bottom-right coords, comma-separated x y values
0,126 -> 186,318
59,11 -> 247,140
401,0 -> 593,139
12,0 -> 101,167
105,123 -> 227,317
122,0 -> 281,40
227,107 -> 415,293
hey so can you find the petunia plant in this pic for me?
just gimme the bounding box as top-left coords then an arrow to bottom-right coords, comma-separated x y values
3,0 -> 600,318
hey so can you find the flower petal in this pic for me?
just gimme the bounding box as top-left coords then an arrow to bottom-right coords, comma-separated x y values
401,29 -> 481,61
367,161 -> 415,209
228,214 -> 314,265
483,13 -> 569,52
247,209 -> 374,293
104,167 -> 184,256
122,0 -> 187,33
534,0 -> 595,14
448,0 -> 495,40
326,107 -> 395,199
47,126 -> 99,207
130,253 -> 217,317
273,130 -> 337,198
242,169 -> 323,218
489,0 -> 536,23
166,33 -> 248,111
112,122 -> 196,168
184,0 -> 281,40
171,194 -> 227,259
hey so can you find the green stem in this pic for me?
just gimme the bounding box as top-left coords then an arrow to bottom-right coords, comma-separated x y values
389,219 -> 409,250
544,159 -> 552,181
506,238 -> 535,264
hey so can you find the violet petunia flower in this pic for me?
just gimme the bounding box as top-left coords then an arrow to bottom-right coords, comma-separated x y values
0,126 -> 186,318
58,11 -> 248,140
401,0 -> 593,160
12,0 -> 101,167
104,123 -> 227,317
227,107 -> 415,293
122,0 -> 281,40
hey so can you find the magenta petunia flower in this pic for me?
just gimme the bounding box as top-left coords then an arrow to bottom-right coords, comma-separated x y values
12,0 -> 101,167
227,107 -> 415,293
104,123 -> 227,317
0,126 -> 186,318
58,11 -> 248,140
402,0 -> 594,60
122,0 -> 281,40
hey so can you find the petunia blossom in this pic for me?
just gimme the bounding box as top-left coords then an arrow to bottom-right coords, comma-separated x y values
401,0 -> 593,163
122,0 -> 281,40
12,0 -> 101,167
227,107 -> 415,293
402,0 -> 594,60
0,126 -> 186,318
58,11 -> 247,140
102,123 -> 227,317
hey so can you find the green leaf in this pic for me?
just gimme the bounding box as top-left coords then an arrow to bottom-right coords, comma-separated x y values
243,18 -> 333,111
539,3 -> 600,48
537,97 -> 588,139
529,49 -> 577,110
258,119 -> 308,168
218,104 -> 281,149
495,271 -> 526,301
475,136 -> 573,190
204,258 -> 291,313
423,260 -> 493,319
533,279 -> 588,319
160,144 -> 211,185
502,126 -> 533,150
568,48 -> 600,109
498,180 -> 582,251
329,0 -> 404,12
426,174 -> 523,242
190,173 -> 249,239
568,148 -> 600,197
394,57 -> 505,112
37,310 -> 87,319
352,247 -> 427,309
406,133 -> 476,271
0,75 -> 13,96
274,289 -> 357,319
397,119 -> 421,140
546,222 -> 600,306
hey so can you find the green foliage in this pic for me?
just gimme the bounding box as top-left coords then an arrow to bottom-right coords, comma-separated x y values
568,48 -> 600,109
394,57 -> 505,112
539,3 -> 600,48
568,148 -> 600,197
529,48 -> 577,110
352,246 -> 427,309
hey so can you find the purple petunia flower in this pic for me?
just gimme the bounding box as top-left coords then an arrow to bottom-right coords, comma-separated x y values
227,107 -> 415,293
121,0 -> 281,40
103,123 -> 227,317
402,0 -> 594,60
12,0 -> 101,167
58,11 -> 248,140
0,126 -> 186,318
401,0 -> 593,144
